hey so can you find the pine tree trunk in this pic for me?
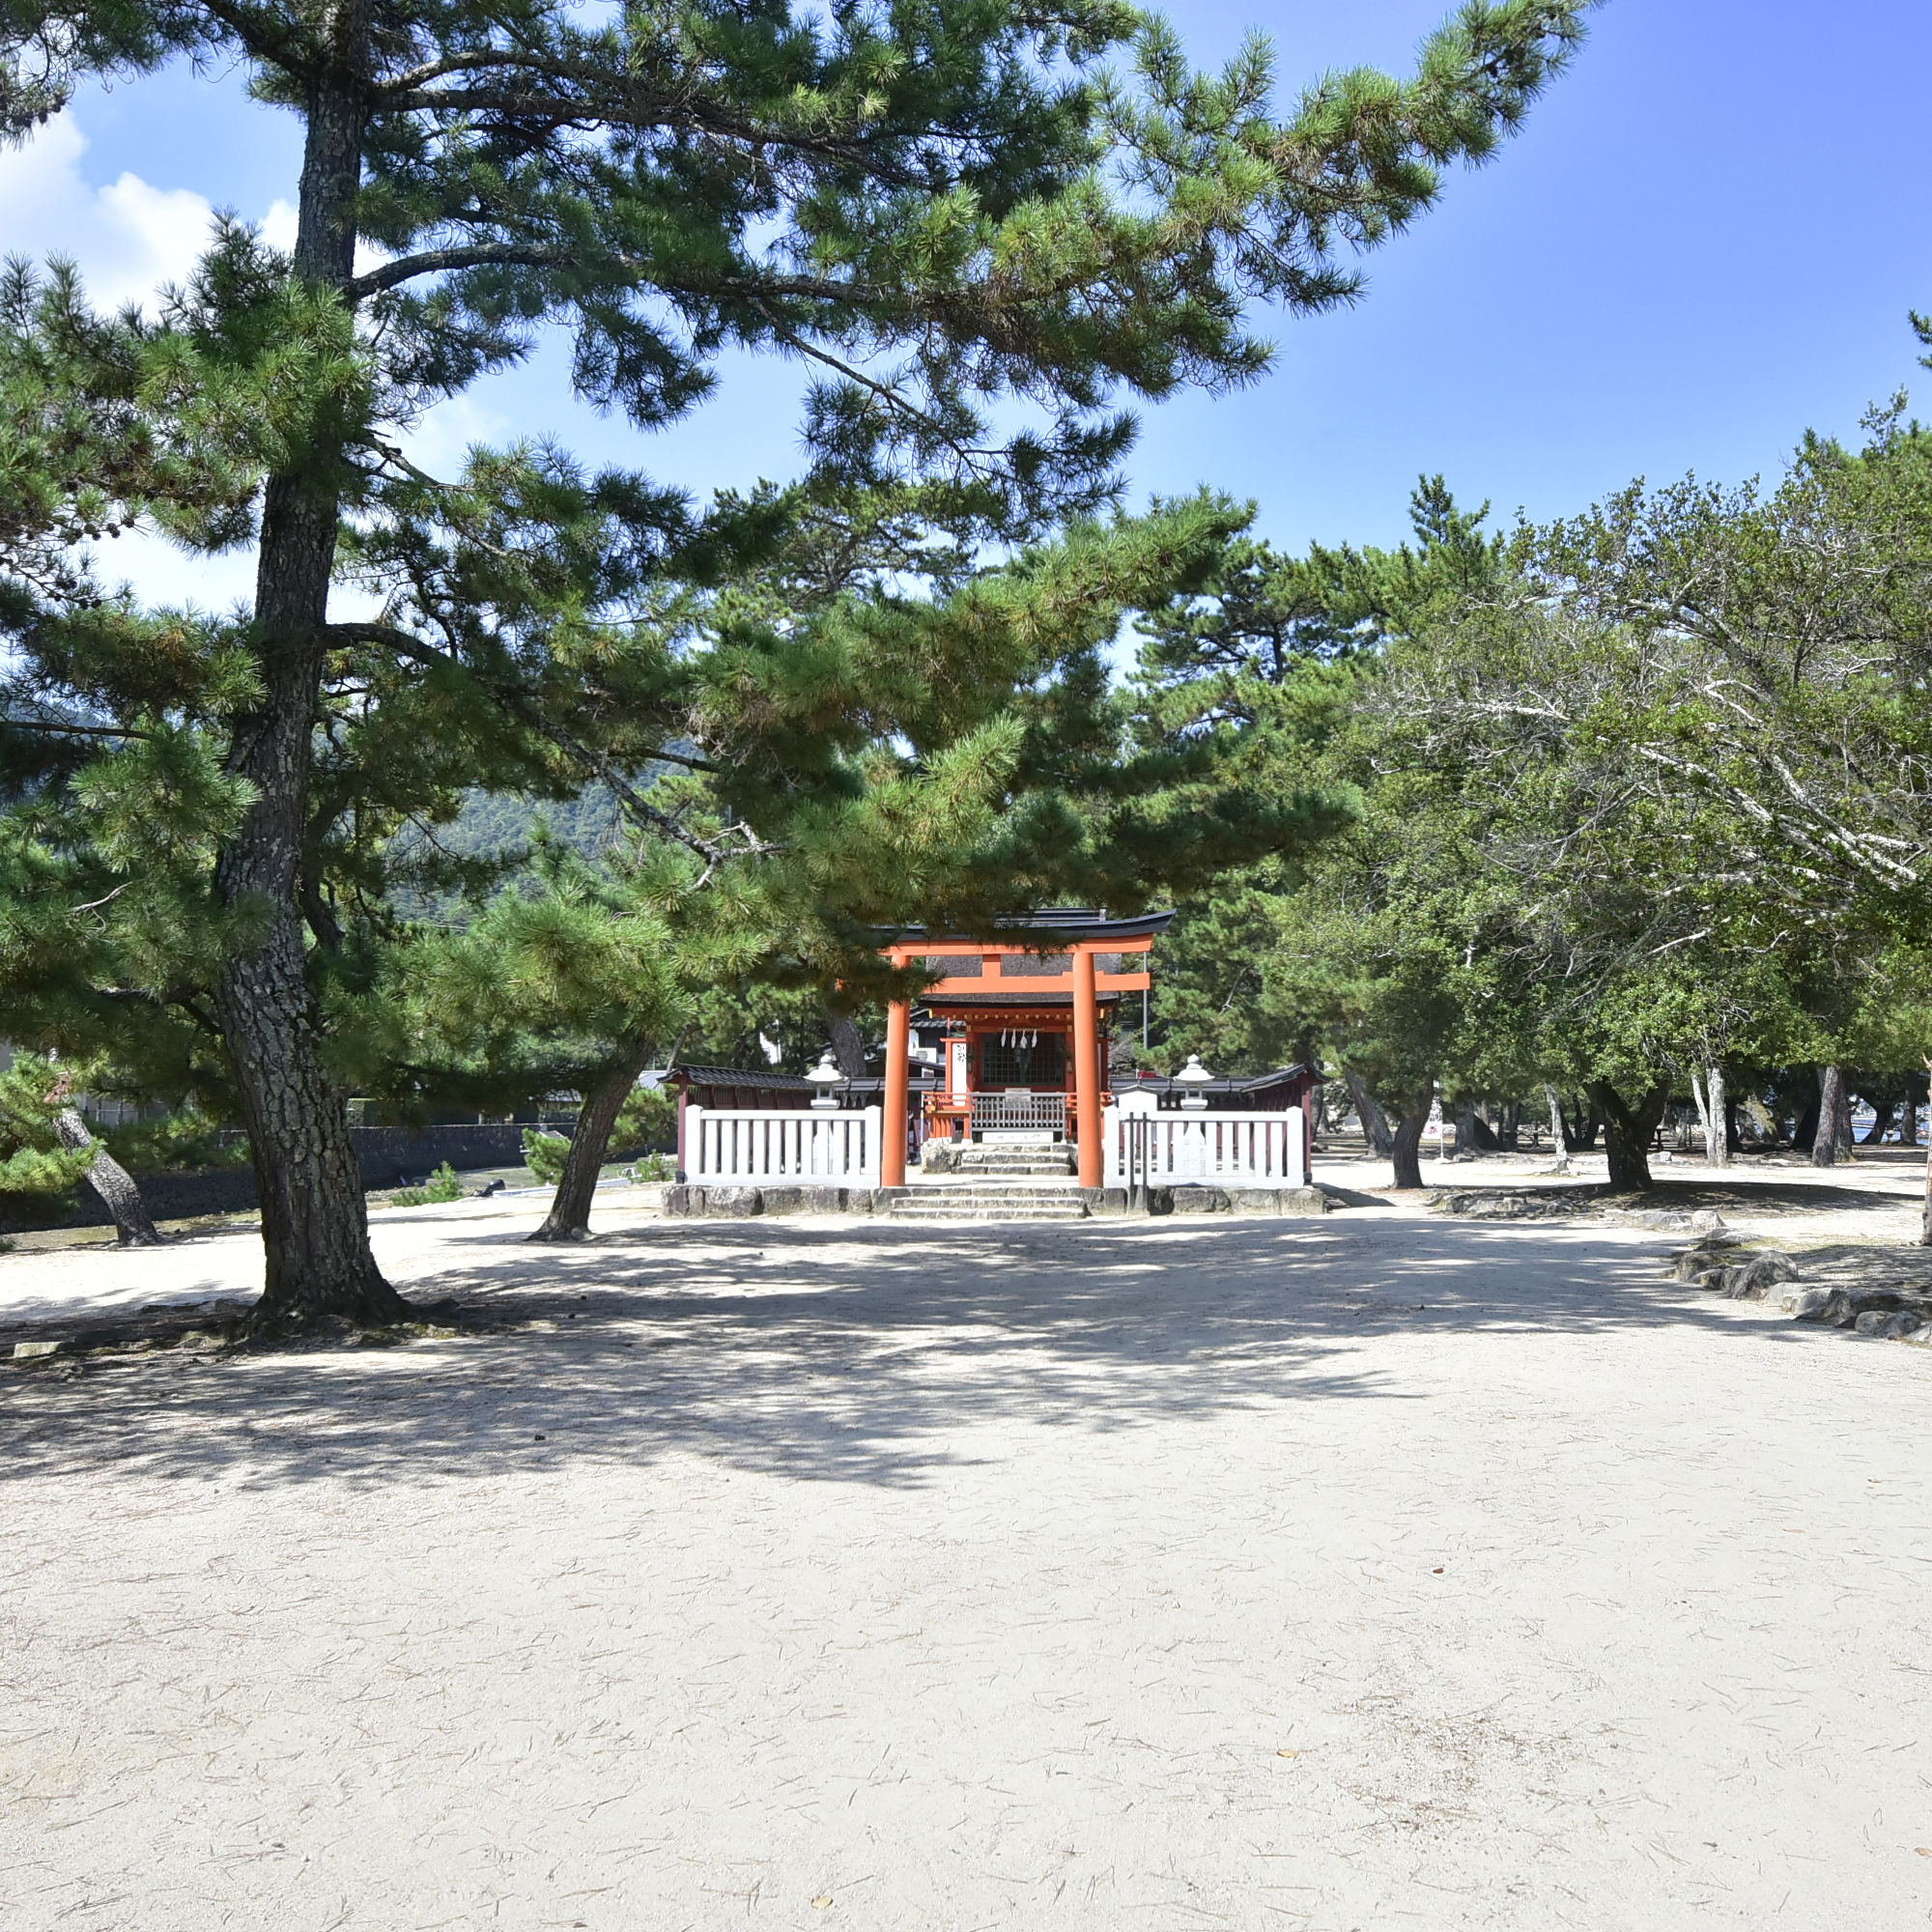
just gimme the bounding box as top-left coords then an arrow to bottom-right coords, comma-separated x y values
1703,1064 -> 1730,1167
529,1045 -> 653,1242
1344,1069 -> 1393,1155
53,1109 -> 161,1246
1811,1065 -> 1850,1169
208,71 -> 409,1330
1389,1086 -> 1434,1190
1586,1079 -> 1668,1192
828,1012 -> 867,1078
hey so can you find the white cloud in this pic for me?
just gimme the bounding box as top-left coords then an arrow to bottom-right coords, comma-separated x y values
2,123 -> 394,617
0,123 -> 377,314
92,530 -> 259,614
260,199 -> 297,253
0,114 -> 215,311
402,392 -> 514,480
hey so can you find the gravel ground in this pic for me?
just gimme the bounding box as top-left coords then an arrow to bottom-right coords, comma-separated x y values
3,1189 -> 1929,1930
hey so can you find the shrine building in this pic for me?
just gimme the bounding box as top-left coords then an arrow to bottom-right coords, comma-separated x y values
669,907 -> 1320,1208
875,908 -> 1170,1188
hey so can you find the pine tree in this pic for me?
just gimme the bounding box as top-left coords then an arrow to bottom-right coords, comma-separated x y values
1,0 -> 1592,1326
0,1051 -> 162,1241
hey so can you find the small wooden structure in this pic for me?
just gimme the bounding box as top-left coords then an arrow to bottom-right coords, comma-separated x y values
875,909 -> 1169,1189
667,913 -> 1321,1200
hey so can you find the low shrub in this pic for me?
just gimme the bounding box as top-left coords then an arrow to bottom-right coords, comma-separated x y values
521,1127 -> 571,1186
389,1161 -> 464,1208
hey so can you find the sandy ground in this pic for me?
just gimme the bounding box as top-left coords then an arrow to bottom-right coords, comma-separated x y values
4,1183 -> 1930,1930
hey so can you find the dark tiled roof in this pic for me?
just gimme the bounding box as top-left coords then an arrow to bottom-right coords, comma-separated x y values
670,1065 -> 816,1092
885,907 -> 1174,944
916,990 -> 1124,1011
1114,1065 -> 1322,1096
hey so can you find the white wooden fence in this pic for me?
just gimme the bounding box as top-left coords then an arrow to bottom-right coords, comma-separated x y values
685,1105 -> 883,1186
1101,1105 -> 1307,1190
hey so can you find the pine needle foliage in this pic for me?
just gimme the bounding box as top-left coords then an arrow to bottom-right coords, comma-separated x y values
0,0 -> 1594,1321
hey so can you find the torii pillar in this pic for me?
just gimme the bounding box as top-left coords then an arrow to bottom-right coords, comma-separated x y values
881,998 -> 910,1187
1072,947 -> 1101,1188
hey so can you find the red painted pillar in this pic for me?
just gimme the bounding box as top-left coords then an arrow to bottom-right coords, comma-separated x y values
883,999 -> 910,1187
1072,949 -> 1101,1188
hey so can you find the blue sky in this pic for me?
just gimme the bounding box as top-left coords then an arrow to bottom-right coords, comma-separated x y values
4,0 -> 1929,607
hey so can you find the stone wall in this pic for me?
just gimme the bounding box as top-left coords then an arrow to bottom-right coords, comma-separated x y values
660,1181 -> 1330,1220
0,1122 -> 557,1235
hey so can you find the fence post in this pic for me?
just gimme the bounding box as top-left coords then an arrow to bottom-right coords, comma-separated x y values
686,1103 -> 706,1182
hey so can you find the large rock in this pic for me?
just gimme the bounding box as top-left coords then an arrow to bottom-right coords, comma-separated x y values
1168,1186 -> 1230,1214
1856,1310 -> 1925,1340
1718,1251 -> 1801,1300
702,1186 -> 764,1217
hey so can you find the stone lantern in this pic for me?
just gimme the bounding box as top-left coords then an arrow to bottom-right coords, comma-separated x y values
1175,1054 -> 1212,1111
807,1050 -> 843,1110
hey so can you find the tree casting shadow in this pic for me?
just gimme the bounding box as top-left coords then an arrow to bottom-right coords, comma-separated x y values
0,1214 -> 1817,1497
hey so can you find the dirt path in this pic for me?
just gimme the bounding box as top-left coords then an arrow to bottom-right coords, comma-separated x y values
3,1203 -> 1928,1929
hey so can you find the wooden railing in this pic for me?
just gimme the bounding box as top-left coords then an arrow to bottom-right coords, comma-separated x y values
1102,1106 -> 1307,1191
970,1092 -> 1067,1136
685,1105 -> 882,1186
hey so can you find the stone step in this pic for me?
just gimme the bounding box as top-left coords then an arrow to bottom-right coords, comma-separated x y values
886,1179 -> 1089,1222
908,1175 -> 1090,1190
886,1205 -> 1088,1222
953,1154 -> 1075,1166
954,1159 -> 1090,1175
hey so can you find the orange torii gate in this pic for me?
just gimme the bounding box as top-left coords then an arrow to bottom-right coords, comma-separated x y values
875,910 -> 1172,1189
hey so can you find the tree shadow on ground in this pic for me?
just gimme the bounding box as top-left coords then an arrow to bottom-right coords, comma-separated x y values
1423,1176 -> 1918,1217
0,1214 -> 1824,1496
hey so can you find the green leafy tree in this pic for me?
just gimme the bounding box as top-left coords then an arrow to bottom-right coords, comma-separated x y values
0,1051 -> 162,1241
0,1052 -> 96,1196
1,0 -> 1592,1325
1128,474 -> 1514,1175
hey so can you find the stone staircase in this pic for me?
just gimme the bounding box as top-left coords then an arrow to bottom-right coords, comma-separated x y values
882,1181 -> 1089,1223
883,1140 -> 1088,1221
942,1143 -> 1077,1178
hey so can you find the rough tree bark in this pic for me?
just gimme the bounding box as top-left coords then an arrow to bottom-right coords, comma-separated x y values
209,58 -> 411,1329
1389,1085 -> 1435,1190
1344,1069 -> 1393,1155
52,1109 -> 161,1246
1810,1065 -> 1852,1169
828,1013 -> 867,1079
528,1044 -> 655,1242
1585,1079 -> 1670,1192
